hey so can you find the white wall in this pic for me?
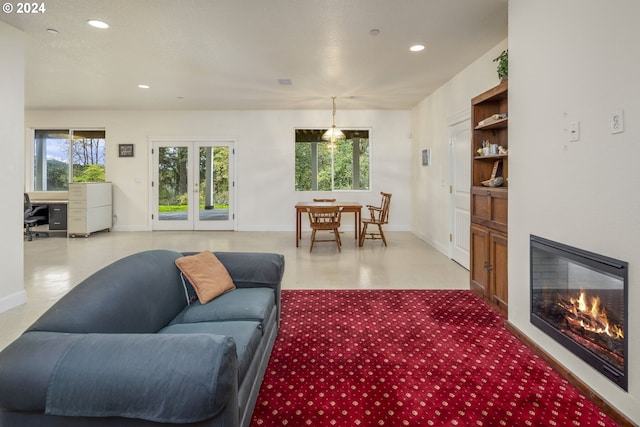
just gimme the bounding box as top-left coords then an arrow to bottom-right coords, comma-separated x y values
509,1 -> 640,422
410,39 -> 507,254
0,22 -> 26,313
25,109 -> 411,231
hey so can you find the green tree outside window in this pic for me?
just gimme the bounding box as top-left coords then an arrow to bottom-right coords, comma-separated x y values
295,129 -> 370,191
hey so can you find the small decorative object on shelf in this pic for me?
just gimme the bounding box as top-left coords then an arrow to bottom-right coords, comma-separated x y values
482,158 -> 503,187
476,143 -> 506,157
478,113 -> 508,127
489,160 -> 502,179
482,176 -> 503,187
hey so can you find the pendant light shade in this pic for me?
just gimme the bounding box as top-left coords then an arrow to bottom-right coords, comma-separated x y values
322,97 -> 346,143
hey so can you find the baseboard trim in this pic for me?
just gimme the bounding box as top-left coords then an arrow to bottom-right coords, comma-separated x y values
0,290 -> 26,314
237,225 -> 292,232
504,321 -> 635,427
410,230 -> 448,255
237,225 -> 411,232
111,225 -> 151,232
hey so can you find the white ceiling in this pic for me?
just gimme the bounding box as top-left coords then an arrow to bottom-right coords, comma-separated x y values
1,0 -> 508,110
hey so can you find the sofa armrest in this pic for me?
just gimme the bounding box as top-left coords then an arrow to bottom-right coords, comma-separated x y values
0,331 -> 83,412
0,331 -> 238,424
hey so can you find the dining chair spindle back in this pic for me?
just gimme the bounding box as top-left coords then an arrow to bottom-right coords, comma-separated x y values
307,206 -> 343,252
359,192 -> 392,246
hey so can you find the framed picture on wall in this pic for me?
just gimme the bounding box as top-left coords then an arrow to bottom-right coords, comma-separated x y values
422,149 -> 431,166
119,144 -> 134,158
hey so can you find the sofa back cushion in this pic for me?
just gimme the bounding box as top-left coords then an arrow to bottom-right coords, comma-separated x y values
28,250 -> 186,334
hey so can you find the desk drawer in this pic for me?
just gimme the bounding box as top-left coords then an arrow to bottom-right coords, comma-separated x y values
67,209 -> 88,231
48,203 -> 67,230
68,200 -> 87,210
68,184 -> 87,199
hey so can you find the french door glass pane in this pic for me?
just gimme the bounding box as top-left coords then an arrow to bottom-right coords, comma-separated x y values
199,146 -> 229,221
158,146 -> 189,221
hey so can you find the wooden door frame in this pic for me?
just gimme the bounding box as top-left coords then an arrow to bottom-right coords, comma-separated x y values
447,109 -> 471,269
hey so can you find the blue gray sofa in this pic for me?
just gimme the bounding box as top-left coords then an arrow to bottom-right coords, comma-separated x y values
0,249 -> 284,427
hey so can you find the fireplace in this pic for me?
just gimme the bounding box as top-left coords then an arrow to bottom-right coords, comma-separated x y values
530,235 -> 628,390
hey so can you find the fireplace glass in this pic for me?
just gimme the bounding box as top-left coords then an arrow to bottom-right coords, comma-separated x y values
530,235 -> 628,390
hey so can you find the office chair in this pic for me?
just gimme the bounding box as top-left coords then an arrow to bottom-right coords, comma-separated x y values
24,193 -> 49,241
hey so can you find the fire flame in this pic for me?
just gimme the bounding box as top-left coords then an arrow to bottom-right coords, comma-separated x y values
563,290 -> 624,339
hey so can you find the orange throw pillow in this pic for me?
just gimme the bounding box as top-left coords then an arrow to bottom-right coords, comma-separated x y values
175,251 -> 236,304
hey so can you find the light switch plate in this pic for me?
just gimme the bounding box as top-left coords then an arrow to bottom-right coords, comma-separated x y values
611,110 -> 624,134
569,121 -> 580,141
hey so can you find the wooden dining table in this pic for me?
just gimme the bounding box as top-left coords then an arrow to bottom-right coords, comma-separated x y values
295,201 -> 362,247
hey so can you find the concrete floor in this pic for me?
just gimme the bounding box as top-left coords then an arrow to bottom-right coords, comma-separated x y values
2,231 -> 469,350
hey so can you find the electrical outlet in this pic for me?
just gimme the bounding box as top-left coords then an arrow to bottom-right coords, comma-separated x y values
569,121 -> 580,141
611,110 -> 624,134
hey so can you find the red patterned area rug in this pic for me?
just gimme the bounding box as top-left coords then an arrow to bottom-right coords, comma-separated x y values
251,290 -> 618,427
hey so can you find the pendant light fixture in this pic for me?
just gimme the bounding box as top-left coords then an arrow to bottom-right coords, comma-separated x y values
322,97 -> 346,143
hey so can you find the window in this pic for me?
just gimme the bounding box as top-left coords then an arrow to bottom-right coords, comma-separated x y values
295,129 -> 370,191
33,129 -> 106,191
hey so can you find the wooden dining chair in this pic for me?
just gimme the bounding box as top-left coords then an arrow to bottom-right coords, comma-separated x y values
307,206 -> 343,252
312,199 -> 337,221
359,192 -> 392,246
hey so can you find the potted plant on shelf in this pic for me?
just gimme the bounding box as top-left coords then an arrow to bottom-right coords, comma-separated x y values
493,49 -> 508,82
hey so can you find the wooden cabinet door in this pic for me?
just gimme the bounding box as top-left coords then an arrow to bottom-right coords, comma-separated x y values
470,224 -> 489,298
471,187 -> 507,233
489,231 -> 508,317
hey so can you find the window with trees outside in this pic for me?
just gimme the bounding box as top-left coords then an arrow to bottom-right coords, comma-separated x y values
295,129 -> 370,191
33,129 -> 106,191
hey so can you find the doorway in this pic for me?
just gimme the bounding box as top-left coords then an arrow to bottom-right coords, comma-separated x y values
448,114 -> 470,269
151,139 -> 234,230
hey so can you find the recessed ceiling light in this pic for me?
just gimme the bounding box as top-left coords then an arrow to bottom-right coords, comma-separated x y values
278,78 -> 292,85
46,28 -> 59,35
87,20 -> 109,29
410,44 -> 425,52
370,29 -> 381,36
137,84 -> 150,89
